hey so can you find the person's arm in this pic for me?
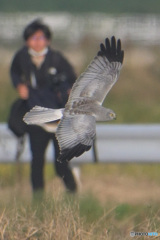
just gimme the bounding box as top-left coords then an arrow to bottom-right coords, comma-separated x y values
10,52 -> 29,99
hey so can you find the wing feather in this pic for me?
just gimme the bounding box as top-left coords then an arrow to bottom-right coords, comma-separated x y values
23,106 -> 64,124
67,36 -> 124,105
56,115 -> 96,162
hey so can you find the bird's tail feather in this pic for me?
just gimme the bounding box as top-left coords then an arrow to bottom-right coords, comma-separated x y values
23,106 -> 64,125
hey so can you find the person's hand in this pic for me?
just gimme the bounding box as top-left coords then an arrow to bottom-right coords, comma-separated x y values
17,84 -> 29,99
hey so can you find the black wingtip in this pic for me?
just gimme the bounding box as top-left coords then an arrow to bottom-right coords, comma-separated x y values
57,143 -> 91,162
98,36 -> 124,64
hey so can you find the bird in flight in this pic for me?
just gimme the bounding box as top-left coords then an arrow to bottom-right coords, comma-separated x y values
24,36 -> 124,162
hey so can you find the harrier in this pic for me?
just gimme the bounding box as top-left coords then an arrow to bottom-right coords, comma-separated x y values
24,36 -> 124,162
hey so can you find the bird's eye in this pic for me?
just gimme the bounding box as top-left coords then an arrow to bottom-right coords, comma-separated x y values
109,112 -> 115,118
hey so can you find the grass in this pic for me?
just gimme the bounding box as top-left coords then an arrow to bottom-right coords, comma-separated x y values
0,163 -> 160,239
1,198 -> 160,240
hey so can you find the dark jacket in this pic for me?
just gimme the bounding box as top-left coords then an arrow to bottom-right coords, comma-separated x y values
10,46 -> 76,109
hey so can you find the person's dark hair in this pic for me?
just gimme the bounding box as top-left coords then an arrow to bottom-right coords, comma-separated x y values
23,19 -> 52,41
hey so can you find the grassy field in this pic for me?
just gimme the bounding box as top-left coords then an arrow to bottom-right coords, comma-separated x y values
0,163 -> 160,239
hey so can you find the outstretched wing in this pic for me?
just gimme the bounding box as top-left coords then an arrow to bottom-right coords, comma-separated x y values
67,36 -> 124,106
56,114 -> 96,162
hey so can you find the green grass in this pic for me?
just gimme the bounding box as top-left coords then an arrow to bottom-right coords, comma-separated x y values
0,163 -> 56,187
79,193 -> 104,223
0,164 -> 160,240
0,190 -> 160,240
0,163 -> 160,239
1,163 -> 160,187
0,185 -> 160,240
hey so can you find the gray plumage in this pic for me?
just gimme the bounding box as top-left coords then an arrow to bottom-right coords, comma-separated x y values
23,36 -> 124,162
24,106 -> 64,124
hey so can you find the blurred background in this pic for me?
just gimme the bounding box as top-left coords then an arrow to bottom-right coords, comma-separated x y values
1,0 -> 160,123
1,1 -> 160,239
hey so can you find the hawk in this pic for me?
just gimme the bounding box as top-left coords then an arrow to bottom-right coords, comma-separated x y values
24,36 -> 124,162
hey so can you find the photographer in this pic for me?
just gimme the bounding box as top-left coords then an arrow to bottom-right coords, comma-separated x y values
10,19 -> 77,196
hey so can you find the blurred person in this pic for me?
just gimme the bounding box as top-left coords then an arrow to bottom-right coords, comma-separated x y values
10,19 -> 77,196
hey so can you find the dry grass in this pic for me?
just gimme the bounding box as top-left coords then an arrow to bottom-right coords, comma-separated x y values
0,163 -> 160,239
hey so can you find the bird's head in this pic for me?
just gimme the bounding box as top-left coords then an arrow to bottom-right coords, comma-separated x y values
106,109 -> 116,121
